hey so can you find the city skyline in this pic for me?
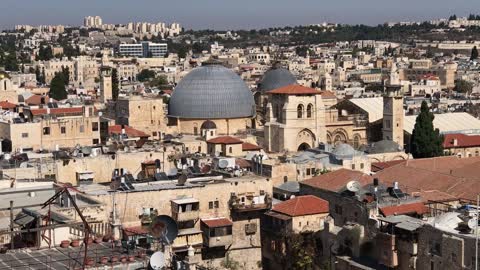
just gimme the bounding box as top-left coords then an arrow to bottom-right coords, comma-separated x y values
2,0 -> 480,30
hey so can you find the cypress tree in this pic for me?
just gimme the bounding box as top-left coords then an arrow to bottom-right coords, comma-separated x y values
410,101 -> 443,158
112,68 -> 120,101
471,46 -> 479,60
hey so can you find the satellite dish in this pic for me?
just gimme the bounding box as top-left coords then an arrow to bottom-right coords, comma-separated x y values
177,174 -> 187,186
167,168 -> 178,176
219,159 -> 229,169
346,180 -> 361,193
148,251 -> 165,270
468,218 -> 478,229
150,215 -> 178,244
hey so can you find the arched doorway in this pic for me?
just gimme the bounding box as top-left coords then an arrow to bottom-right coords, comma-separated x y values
298,143 -> 311,151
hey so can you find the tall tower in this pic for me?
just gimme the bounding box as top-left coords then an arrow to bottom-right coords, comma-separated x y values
100,67 -> 112,103
383,85 -> 404,148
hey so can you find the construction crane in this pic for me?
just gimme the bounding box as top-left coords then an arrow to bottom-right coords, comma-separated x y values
42,183 -> 93,269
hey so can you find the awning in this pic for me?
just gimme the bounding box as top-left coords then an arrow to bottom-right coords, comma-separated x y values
201,218 -> 233,228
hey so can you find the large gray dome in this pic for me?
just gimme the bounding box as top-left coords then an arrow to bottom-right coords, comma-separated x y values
258,67 -> 297,93
169,64 -> 255,119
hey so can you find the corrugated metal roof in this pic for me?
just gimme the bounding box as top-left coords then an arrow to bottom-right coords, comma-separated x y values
404,112 -> 480,135
348,97 -> 384,123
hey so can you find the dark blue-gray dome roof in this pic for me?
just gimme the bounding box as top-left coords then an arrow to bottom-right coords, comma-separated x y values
367,140 -> 401,154
258,67 -> 297,93
169,64 -> 255,119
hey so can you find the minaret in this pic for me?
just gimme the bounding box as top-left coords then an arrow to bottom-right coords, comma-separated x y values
100,67 -> 112,103
383,85 -> 404,148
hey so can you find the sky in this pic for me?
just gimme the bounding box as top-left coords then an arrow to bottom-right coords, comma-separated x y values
1,0 -> 480,30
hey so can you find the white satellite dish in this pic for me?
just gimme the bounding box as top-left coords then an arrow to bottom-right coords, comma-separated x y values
218,159 -> 229,169
346,180 -> 361,193
148,251 -> 165,270
468,218 -> 478,229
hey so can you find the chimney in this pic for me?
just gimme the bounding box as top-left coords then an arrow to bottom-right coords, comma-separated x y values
393,181 -> 399,189
452,138 -> 458,146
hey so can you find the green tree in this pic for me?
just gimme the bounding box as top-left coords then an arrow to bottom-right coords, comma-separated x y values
61,66 -> 70,84
137,69 -> 156,82
410,101 -> 443,158
38,44 -> 53,61
112,68 -> 120,101
454,79 -> 473,94
49,72 -> 68,100
471,46 -> 479,60
150,75 -> 168,88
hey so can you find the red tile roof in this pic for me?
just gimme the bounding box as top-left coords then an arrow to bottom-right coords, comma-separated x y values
300,169 -> 373,192
207,136 -> 243,144
443,133 -> 480,149
235,158 -> 251,168
30,107 -> 84,116
273,195 -> 329,217
371,160 -> 406,172
25,95 -> 56,105
0,101 -> 17,109
201,218 -> 233,228
374,156 -> 480,201
123,226 -> 149,236
379,202 -> 428,217
242,142 -> 262,151
320,91 -> 337,99
109,125 -> 149,138
267,84 -> 322,95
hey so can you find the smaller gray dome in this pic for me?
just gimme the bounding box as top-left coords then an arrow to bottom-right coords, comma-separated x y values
367,140 -> 401,154
258,67 -> 297,93
201,120 -> 217,129
332,143 -> 355,158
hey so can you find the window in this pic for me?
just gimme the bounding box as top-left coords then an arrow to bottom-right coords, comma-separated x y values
351,164 -> 356,170
152,132 -> 157,136
210,131 -> 214,136
198,146 -> 201,152
307,104 -> 313,118
22,133 -> 28,138
79,125 -> 85,133
297,104 -> 304,118
43,127 -> 50,135
209,200 -> 219,209
306,168 -> 311,176
229,147 -> 232,154
194,127 -> 198,135
61,126 -> 66,134
92,122 -> 98,131
385,119 -> 391,129
360,163 -> 364,169
93,139 -> 99,145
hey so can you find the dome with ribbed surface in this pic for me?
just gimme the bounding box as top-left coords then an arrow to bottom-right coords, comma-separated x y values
366,140 -> 401,154
258,67 -> 297,93
169,64 -> 255,119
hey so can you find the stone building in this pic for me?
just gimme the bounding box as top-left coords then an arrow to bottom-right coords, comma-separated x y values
264,84 -> 327,152
168,61 -> 256,136
0,105 -> 101,152
382,86 -> 404,148
81,175 -> 273,269
442,133 -> 480,158
99,67 -> 112,103
0,72 -> 19,103
261,195 -> 330,270
115,95 -> 166,139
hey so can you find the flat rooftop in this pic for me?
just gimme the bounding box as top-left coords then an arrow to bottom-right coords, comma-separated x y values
0,242 -> 147,270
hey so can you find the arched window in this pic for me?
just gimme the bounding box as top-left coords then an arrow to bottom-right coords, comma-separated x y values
307,104 -> 313,118
353,135 -> 360,149
297,104 -> 304,118
229,147 -> 233,154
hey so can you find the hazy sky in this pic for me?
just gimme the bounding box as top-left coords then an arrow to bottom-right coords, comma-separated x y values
1,0 -> 480,30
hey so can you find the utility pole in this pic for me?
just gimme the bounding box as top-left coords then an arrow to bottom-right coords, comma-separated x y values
9,201 -> 14,250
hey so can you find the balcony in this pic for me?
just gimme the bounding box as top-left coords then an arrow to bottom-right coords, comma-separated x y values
171,198 -> 200,222
201,218 -> 234,248
229,192 -> 272,212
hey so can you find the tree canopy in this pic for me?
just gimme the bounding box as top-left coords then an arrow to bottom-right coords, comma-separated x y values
137,69 -> 156,82
454,79 -> 473,94
49,72 -> 68,100
112,68 -> 120,101
410,101 -> 443,158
